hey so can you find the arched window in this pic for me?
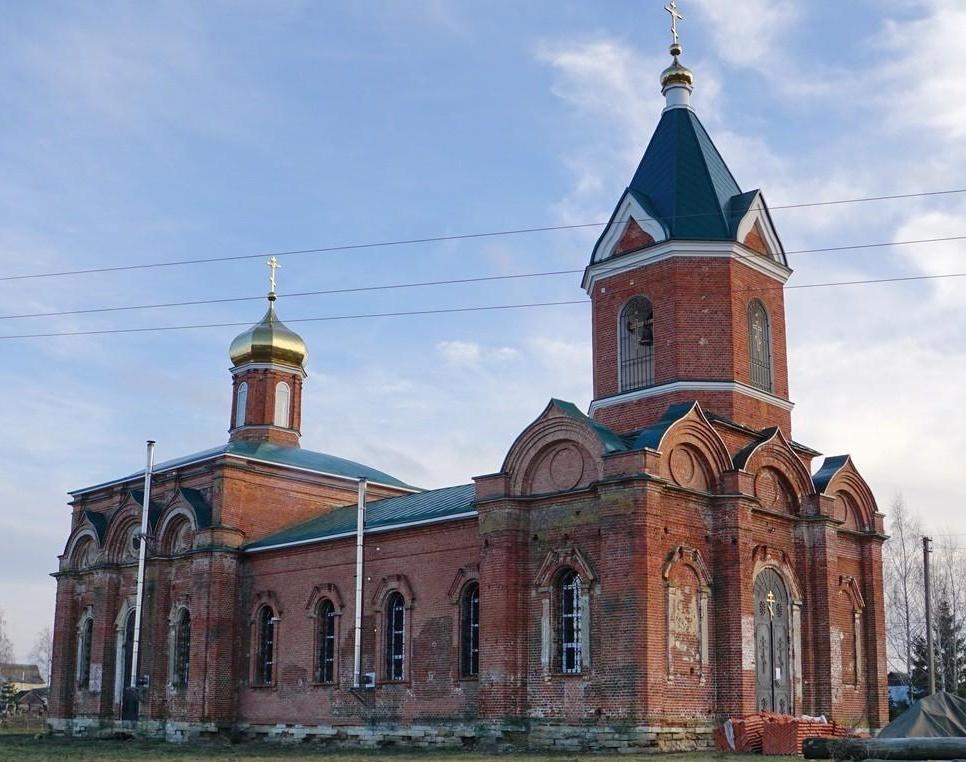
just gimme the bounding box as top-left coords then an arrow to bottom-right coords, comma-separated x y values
460,583 -> 480,678
77,616 -> 93,689
559,570 -> 583,674
255,606 -> 276,685
274,382 -> 291,428
385,592 -> 406,681
173,609 -> 191,688
315,600 -> 337,684
235,381 -> 248,428
748,300 -> 773,392
620,297 -> 654,392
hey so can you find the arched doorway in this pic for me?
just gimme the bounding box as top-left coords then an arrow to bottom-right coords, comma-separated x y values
119,609 -> 139,721
754,568 -> 792,714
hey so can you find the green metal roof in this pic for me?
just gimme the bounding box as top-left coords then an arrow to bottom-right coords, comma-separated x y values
628,107 -> 744,240
245,483 -> 476,552
550,399 -> 628,454
71,440 -> 416,495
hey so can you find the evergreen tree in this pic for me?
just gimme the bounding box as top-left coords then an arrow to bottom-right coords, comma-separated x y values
910,596 -> 966,698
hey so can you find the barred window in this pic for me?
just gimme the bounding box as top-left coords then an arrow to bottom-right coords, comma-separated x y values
460,583 -> 480,678
315,600 -> 337,683
173,609 -> 191,688
256,605 -> 275,685
385,593 -> 405,681
748,300 -> 773,392
559,570 -> 583,674
235,382 -> 248,428
77,617 -> 93,689
620,297 -> 654,392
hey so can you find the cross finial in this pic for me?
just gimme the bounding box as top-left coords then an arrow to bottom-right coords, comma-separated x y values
665,1 -> 684,48
267,256 -> 280,295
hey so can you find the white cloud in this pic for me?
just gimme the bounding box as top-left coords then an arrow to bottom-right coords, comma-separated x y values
689,0 -> 800,68
436,340 -> 519,367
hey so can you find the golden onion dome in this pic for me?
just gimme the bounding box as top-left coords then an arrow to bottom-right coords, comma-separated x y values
229,294 -> 307,369
661,56 -> 694,91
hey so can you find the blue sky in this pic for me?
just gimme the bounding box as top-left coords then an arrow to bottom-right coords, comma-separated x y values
2,0 -> 965,657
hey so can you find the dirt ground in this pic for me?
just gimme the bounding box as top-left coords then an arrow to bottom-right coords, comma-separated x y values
0,735 -> 789,762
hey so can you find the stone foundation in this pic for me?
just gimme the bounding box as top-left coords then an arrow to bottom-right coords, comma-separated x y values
49,717 -> 715,752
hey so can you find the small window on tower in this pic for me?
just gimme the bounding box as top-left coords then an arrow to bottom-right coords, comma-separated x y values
274,382 -> 291,428
748,300 -> 773,392
620,297 -> 655,392
235,382 -> 248,428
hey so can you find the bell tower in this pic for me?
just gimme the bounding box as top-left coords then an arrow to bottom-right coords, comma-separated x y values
227,258 -> 307,448
584,9 -> 793,436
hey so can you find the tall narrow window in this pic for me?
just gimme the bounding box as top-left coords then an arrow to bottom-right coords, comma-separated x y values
385,592 -> 405,681
559,570 -> 583,674
256,606 -> 275,685
235,382 -> 248,428
315,600 -> 336,683
77,617 -> 93,689
173,609 -> 191,688
620,297 -> 654,392
748,300 -> 773,392
460,583 -> 480,678
274,382 -> 291,428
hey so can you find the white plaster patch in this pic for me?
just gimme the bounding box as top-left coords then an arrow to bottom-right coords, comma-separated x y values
742,614 -> 756,670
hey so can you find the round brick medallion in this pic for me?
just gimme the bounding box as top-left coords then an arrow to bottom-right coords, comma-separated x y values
549,446 -> 583,491
669,447 -> 696,487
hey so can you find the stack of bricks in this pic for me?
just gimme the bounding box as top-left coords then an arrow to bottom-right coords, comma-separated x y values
713,714 -> 766,753
760,714 -> 844,756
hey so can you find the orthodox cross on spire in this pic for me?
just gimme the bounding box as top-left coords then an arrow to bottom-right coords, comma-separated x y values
267,256 -> 280,295
664,1 -> 684,49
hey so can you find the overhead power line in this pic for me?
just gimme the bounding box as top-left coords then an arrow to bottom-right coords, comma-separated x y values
4,233 -> 965,321
3,266 -> 966,340
1,187 -> 965,283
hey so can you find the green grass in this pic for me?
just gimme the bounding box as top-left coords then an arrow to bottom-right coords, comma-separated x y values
0,738 -> 789,762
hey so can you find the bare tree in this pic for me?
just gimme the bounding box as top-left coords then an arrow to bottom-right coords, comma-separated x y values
0,608 -> 14,664
29,626 -> 52,684
934,532 -> 966,693
884,494 -> 925,683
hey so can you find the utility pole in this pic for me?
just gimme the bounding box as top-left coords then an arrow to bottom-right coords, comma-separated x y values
924,536 -> 936,695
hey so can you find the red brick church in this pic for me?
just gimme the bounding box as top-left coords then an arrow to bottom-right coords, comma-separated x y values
48,26 -> 888,751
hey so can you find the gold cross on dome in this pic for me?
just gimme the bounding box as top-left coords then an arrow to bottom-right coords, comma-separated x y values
267,256 -> 280,294
766,590 -> 777,618
665,0 -> 684,46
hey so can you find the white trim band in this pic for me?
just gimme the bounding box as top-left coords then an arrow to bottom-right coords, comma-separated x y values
583,240 -> 791,294
588,380 -> 795,416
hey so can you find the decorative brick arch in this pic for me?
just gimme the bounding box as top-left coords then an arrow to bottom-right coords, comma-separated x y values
250,590 -> 283,621
814,455 -> 878,532
736,428 -> 815,513
662,547 -> 712,683
64,525 -> 101,571
305,583 -> 345,614
653,403 -> 734,493
156,506 -> 196,556
447,564 -> 479,605
534,546 -> 598,593
370,574 -> 415,609
838,575 -> 866,686
502,404 -> 606,496
103,505 -> 142,564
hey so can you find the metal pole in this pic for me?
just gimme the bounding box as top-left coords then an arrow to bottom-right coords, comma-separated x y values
352,478 -> 367,688
130,440 -> 155,689
924,535 -> 936,696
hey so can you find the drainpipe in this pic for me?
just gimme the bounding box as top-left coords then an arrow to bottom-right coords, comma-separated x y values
130,440 -> 155,689
352,478 -> 367,688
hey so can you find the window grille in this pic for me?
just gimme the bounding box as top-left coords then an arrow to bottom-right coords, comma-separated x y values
461,583 -> 480,678
316,600 -> 336,683
77,618 -> 93,689
560,571 -> 583,674
256,606 -> 275,685
620,297 -> 655,392
174,609 -> 191,688
748,300 -> 773,392
385,593 -> 406,681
